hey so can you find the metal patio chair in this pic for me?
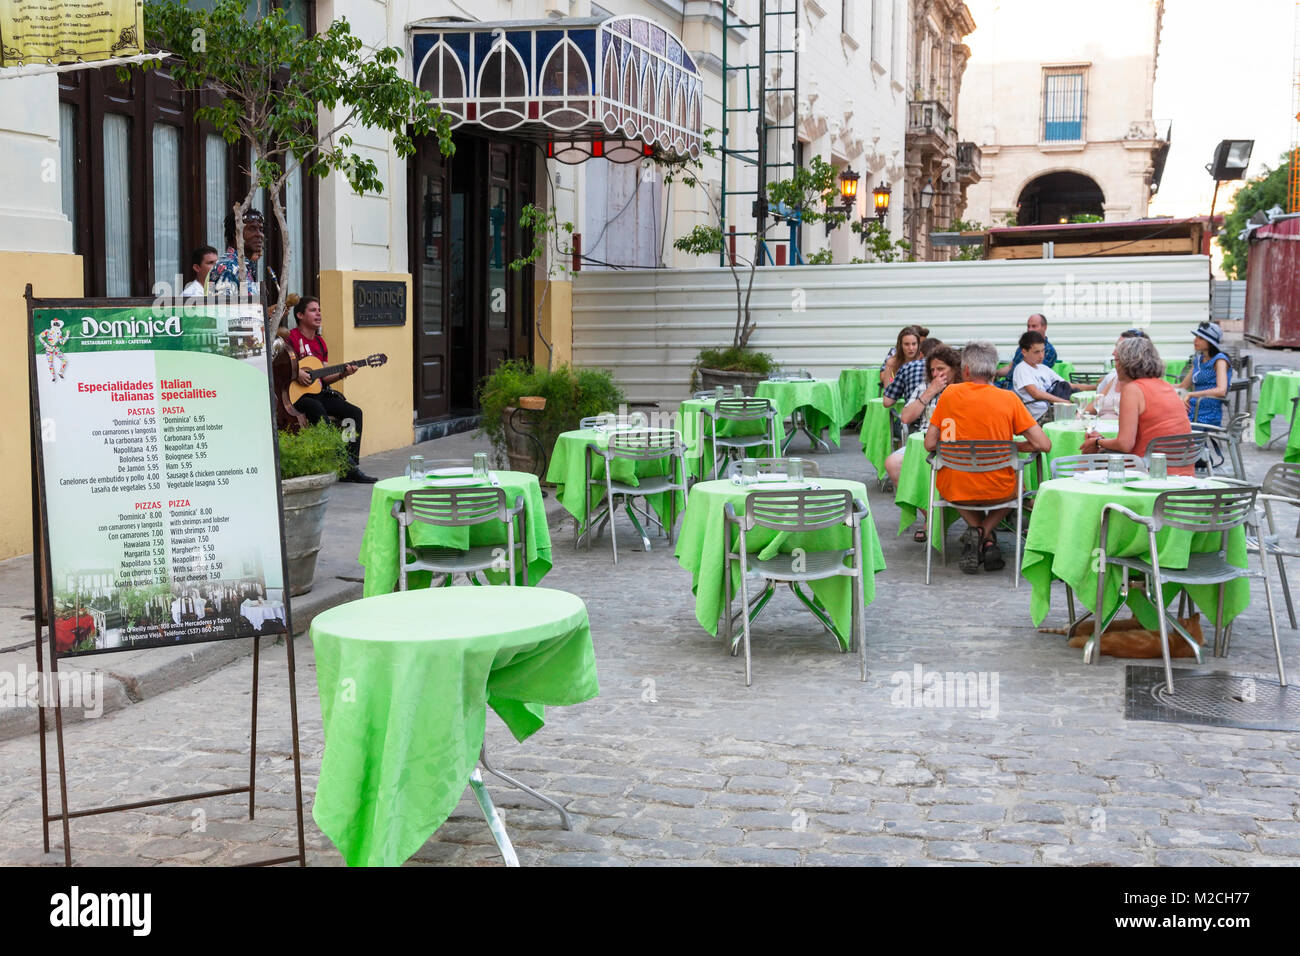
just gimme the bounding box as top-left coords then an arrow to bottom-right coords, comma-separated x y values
393,486 -> 526,588
1244,462 -> 1300,630
580,428 -> 685,564
1088,487 -> 1286,695
926,440 -> 1034,588
707,397 -> 780,480
1049,453 -> 1147,480
1143,432 -> 1207,473
722,488 -> 869,686
724,457 -> 821,479
1069,370 -> 1105,387
1191,413 -> 1252,481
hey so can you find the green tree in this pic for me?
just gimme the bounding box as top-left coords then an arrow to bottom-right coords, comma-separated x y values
136,0 -> 453,334
946,217 -> 985,261
850,219 -> 912,262
1218,152 -> 1291,279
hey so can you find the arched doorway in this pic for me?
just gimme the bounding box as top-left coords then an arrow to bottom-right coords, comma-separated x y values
1016,172 -> 1105,225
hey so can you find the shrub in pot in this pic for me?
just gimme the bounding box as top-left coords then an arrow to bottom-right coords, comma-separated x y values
478,360 -> 626,474
691,346 -> 777,395
278,422 -> 350,596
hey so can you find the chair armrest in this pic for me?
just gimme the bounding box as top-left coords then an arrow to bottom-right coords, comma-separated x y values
723,501 -> 740,525
852,498 -> 870,522
390,500 -> 404,520
1100,501 -> 1153,530
507,493 -> 525,517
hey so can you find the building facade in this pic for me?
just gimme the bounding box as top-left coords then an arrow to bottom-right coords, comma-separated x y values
956,0 -> 1169,228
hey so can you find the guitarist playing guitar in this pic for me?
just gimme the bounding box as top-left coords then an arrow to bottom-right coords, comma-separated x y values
287,295 -> 377,483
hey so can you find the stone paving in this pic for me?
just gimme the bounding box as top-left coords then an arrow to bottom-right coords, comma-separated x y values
2,357 -> 1299,866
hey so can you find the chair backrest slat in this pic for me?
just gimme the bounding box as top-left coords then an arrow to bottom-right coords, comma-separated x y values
1153,487 -> 1256,534
1050,453 -> 1146,479
1145,432 -> 1207,468
605,428 -> 683,462
744,489 -> 853,532
404,487 -> 507,527
713,397 -> 773,422
1262,461 -> 1300,502
725,457 -> 821,478
935,440 -> 1017,472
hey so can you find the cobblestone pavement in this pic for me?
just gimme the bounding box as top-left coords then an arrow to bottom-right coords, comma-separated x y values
2,399 -> 1298,866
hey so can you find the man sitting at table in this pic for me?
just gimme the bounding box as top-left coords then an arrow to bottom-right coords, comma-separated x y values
926,340 -> 1052,574
1013,330 -> 1085,421
996,314 -> 1058,385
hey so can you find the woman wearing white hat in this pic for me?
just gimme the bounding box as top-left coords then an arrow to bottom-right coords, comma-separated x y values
1178,321 -> 1231,426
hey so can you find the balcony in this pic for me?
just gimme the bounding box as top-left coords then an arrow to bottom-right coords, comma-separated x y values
907,100 -> 953,155
956,141 -> 981,184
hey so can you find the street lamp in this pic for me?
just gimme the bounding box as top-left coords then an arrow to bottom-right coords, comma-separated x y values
1207,138 -> 1254,222
919,179 -> 935,212
838,168 -> 860,210
872,183 -> 892,223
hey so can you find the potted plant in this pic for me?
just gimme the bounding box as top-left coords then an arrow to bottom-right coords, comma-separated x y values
278,421 -> 350,595
664,146 -> 849,395
478,360 -> 625,474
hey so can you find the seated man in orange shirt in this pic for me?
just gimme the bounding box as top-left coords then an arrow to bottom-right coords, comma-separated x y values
925,340 -> 1052,573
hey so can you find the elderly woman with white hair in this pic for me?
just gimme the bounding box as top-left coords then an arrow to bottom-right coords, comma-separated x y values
1082,336 -> 1192,474
925,341 -> 1051,574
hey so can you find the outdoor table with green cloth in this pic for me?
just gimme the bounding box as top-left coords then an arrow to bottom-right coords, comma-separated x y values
673,477 -> 886,649
1021,477 -> 1248,632
359,472 -> 551,596
894,432 -> 1045,548
311,587 -> 599,866
836,368 -> 883,423
1254,370 -> 1300,463
1165,357 -> 1190,383
859,398 -> 894,478
678,397 -> 787,482
755,378 -> 846,448
547,428 -> 686,532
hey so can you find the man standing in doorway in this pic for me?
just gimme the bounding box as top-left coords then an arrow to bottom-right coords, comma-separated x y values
182,245 -> 218,297
207,207 -> 266,300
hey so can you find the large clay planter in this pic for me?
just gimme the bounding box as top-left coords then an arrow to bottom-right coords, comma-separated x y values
698,367 -> 766,396
503,401 -> 547,476
280,472 -> 337,596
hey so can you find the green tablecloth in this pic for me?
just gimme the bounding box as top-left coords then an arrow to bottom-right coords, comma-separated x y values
894,433 -> 1043,549
678,398 -> 786,482
836,369 -> 882,424
311,587 -> 598,867
1052,360 -> 1074,382
1042,419 -> 1119,475
1254,371 -> 1300,463
1165,357 -> 1190,383
1021,478 -> 1248,630
359,473 -> 551,596
546,428 -> 685,530
673,478 -> 886,649
755,378 -> 845,448
859,398 -> 894,478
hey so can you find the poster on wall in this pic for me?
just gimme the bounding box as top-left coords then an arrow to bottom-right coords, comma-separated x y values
30,299 -> 288,658
0,0 -> 143,67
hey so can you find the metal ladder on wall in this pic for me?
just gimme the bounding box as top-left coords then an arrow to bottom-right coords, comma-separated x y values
720,0 -> 802,266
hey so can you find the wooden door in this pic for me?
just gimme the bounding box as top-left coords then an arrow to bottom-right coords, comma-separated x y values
412,141 -> 449,421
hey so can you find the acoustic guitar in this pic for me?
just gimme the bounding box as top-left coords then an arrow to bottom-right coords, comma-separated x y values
287,353 -> 388,404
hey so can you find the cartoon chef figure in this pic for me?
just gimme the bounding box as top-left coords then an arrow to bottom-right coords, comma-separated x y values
37,319 -> 69,381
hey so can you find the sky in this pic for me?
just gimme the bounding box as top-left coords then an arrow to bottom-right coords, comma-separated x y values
1148,0 -> 1296,217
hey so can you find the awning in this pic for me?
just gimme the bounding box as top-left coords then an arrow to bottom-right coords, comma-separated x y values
409,15 -> 703,164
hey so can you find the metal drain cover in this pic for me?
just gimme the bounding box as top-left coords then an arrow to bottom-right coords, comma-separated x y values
1125,667 -> 1300,731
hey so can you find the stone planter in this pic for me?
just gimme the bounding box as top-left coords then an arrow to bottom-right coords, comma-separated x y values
280,472 -> 337,596
503,403 -> 547,476
697,367 -> 766,396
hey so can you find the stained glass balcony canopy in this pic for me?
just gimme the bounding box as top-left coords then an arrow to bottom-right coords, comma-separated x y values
410,15 -> 703,164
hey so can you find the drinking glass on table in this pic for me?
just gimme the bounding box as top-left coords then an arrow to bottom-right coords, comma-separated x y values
740,459 -> 758,485
406,455 -> 424,480
714,385 -> 726,400
788,458 -> 805,483
1149,453 -> 1167,481
473,452 -> 490,481
1107,455 -> 1127,484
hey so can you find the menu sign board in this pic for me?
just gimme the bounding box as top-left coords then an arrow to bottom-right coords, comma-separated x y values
31,302 -> 288,658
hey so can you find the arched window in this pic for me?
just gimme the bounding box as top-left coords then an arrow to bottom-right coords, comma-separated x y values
602,53 -> 621,132
621,54 -> 638,130
540,39 -> 592,129
418,42 -> 466,122
639,62 -> 655,139
477,41 -> 528,130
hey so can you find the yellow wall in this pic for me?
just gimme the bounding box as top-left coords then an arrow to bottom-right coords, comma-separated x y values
1,253 -> 83,559
536,276 -> 572,367
318,271 -> 414,456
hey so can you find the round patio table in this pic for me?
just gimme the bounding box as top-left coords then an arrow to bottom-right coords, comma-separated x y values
1021,477 -> 1248,632
674,477 -> 886,648
836,368 -> 882,425
755,378 -> 845,450
546,428 -> 685,533
311,587 -> 598,867
1254,370 -> 1300,463
859,398 -> 894,479
358,472 -> 550,596
894,432 -> 1045,549
678,397 -> 786,482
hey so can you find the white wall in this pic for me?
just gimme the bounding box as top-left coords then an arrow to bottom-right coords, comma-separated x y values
0,72 -> 72,254
570,254 -> 1210,405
